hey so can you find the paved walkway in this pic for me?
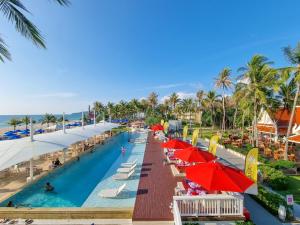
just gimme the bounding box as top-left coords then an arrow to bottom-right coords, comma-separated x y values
132,134 -> 181,221
199,139 -> 283,225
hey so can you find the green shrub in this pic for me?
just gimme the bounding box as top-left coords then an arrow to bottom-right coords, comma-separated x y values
145,116 -> 162,126
269,160 -> 296,170
259,165 -> 288,190
252,185 -> 293,220
235,221 -> 255,225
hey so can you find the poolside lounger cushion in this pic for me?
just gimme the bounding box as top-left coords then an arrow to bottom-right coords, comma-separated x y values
121,159 -> 138,167
117,163 -> 136,173
98,183 -> 126,198
113,169 -> 135,180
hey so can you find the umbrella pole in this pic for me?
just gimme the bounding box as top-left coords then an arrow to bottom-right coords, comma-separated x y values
82,111 -> 85,129
94,110 -> 96,126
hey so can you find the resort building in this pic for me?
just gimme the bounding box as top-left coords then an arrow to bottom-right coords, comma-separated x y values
176,111 -> 202,124
257,106 -> 300,139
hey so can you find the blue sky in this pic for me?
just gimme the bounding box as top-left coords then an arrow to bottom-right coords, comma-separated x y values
1,0 -> 300,114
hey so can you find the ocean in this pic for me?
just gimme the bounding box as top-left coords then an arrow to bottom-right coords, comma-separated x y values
0,112 -> 82,129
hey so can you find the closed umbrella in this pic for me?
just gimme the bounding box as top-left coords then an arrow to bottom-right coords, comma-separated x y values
186,161 -> 254,192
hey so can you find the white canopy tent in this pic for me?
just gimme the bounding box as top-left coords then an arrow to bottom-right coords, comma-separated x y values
0,122 -> 119,173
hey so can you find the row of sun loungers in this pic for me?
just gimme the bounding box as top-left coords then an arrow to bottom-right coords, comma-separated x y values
98,159 -> 137,198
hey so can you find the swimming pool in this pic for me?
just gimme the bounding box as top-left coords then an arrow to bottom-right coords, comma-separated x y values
1,131 -> 147,208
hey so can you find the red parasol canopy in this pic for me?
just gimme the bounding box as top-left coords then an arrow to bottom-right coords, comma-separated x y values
174,147 -> 216,163
161,139 -> 192,149
151,124 -> 164,131
186,161 -> 254,192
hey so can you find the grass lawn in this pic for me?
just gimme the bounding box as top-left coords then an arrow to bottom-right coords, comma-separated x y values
278,176 -> 300,204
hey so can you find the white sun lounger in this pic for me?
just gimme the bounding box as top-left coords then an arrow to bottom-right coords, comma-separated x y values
98,183 -> 127,198
121,159 -> 138,168
117,163 -> 137,173
113,169 -> 135,180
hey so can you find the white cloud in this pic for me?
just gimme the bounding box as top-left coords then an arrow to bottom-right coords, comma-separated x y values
160,91 -> 196,103
31,92 -> 78,98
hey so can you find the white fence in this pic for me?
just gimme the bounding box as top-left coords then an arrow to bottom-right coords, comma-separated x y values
173,194 -> 244,224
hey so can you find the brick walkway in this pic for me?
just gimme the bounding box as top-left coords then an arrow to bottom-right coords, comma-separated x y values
132,134 -> 181,221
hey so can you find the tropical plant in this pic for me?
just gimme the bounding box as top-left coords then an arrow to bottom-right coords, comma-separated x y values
283,43 -> 300,159
147,92 -> 158,111
42,113 -> 57,127
237,55 -> 279,147
215,68 -> 233,131
203,91 -> 220,128
169,92 -> 180,111
0,0 -> 69,62
7,118 -> 21,130
22,116 -> 30,130
180,98 -> 197,127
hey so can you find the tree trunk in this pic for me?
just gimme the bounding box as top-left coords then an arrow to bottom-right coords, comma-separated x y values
241,111 -> 245,138
233,107 -> 238,129
222,90 -> 226,131
284,81 -> 300,160
211,107 -> 214,130
253,93 -> 258,147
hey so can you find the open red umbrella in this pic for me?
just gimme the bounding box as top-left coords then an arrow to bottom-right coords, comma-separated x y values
186,161 -> 254,192
151,124 -> 164,131
174,147 -> 216,163
161,139 -> 192,149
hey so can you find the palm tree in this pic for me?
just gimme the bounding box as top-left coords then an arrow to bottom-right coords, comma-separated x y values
42,113 -> 56,127
181,98 -> 197,128
147,92 -> 158,111
22,116 -> 30,130
215,68 -> 233,131
237,55 -> 278,147
169,92 -> 180,111
276,69 -> 296,110
283,43 -> 300,159
0,0 -> 69,62
8,118 -> 21,130
196,90 -> 205,109
203,91 -> 220,129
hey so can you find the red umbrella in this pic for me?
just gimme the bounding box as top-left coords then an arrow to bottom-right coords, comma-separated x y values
186,161 -> 254,192
151,124 -> 164,131
161,139 -> 192,149
174,147 -> 216,163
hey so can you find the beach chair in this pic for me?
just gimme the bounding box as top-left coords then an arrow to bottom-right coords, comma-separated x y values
121,159 -> 137,168
113,169 -> 135,180
117,163 -> 136,173
98,183 -> 126,198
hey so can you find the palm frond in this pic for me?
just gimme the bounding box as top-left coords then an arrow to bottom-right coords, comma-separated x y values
0,35 -> 11,62
54,0 -> 70,6
0,0 -> 46,48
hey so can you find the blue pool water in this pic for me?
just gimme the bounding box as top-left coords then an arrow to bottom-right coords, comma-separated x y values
1,132 -> 147,208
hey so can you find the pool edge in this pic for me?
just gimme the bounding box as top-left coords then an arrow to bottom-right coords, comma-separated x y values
0,207 -> 133,219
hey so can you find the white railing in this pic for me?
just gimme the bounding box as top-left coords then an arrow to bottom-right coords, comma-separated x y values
173,198 -> 182,225
173,194 -> 244,219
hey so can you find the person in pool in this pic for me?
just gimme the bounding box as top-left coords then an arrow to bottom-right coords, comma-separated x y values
45,182 -> 54,192
121,146 -> 126,155
6,201 -> 13,207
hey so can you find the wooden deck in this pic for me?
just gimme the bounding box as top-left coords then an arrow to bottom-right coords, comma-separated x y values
133,133 -> 181,221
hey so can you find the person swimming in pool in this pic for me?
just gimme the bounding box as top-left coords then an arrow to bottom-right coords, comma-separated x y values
121,146 -> 126,155
45,182 -> 54,192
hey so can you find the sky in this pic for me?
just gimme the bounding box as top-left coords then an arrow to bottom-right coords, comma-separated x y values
1,0 -> 300,114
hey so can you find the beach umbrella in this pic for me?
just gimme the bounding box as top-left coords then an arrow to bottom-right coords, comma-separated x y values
3,131 -> 14,136
151,124 -> 164,131
174,147 -> 216,163
161,139 -> 192,149
186,161 -> 254,192
19,130 -> 30,135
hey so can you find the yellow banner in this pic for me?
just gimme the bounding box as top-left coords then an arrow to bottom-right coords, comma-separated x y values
191,128 -> 199,146
208,135 -> 220,156
182,125 -> 188,141
161,119 -> 164,126
245,148 -> 258,183
163,122 -> 169,133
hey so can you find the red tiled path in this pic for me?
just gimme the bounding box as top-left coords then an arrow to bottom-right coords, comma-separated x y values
133,133 -> 181,221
